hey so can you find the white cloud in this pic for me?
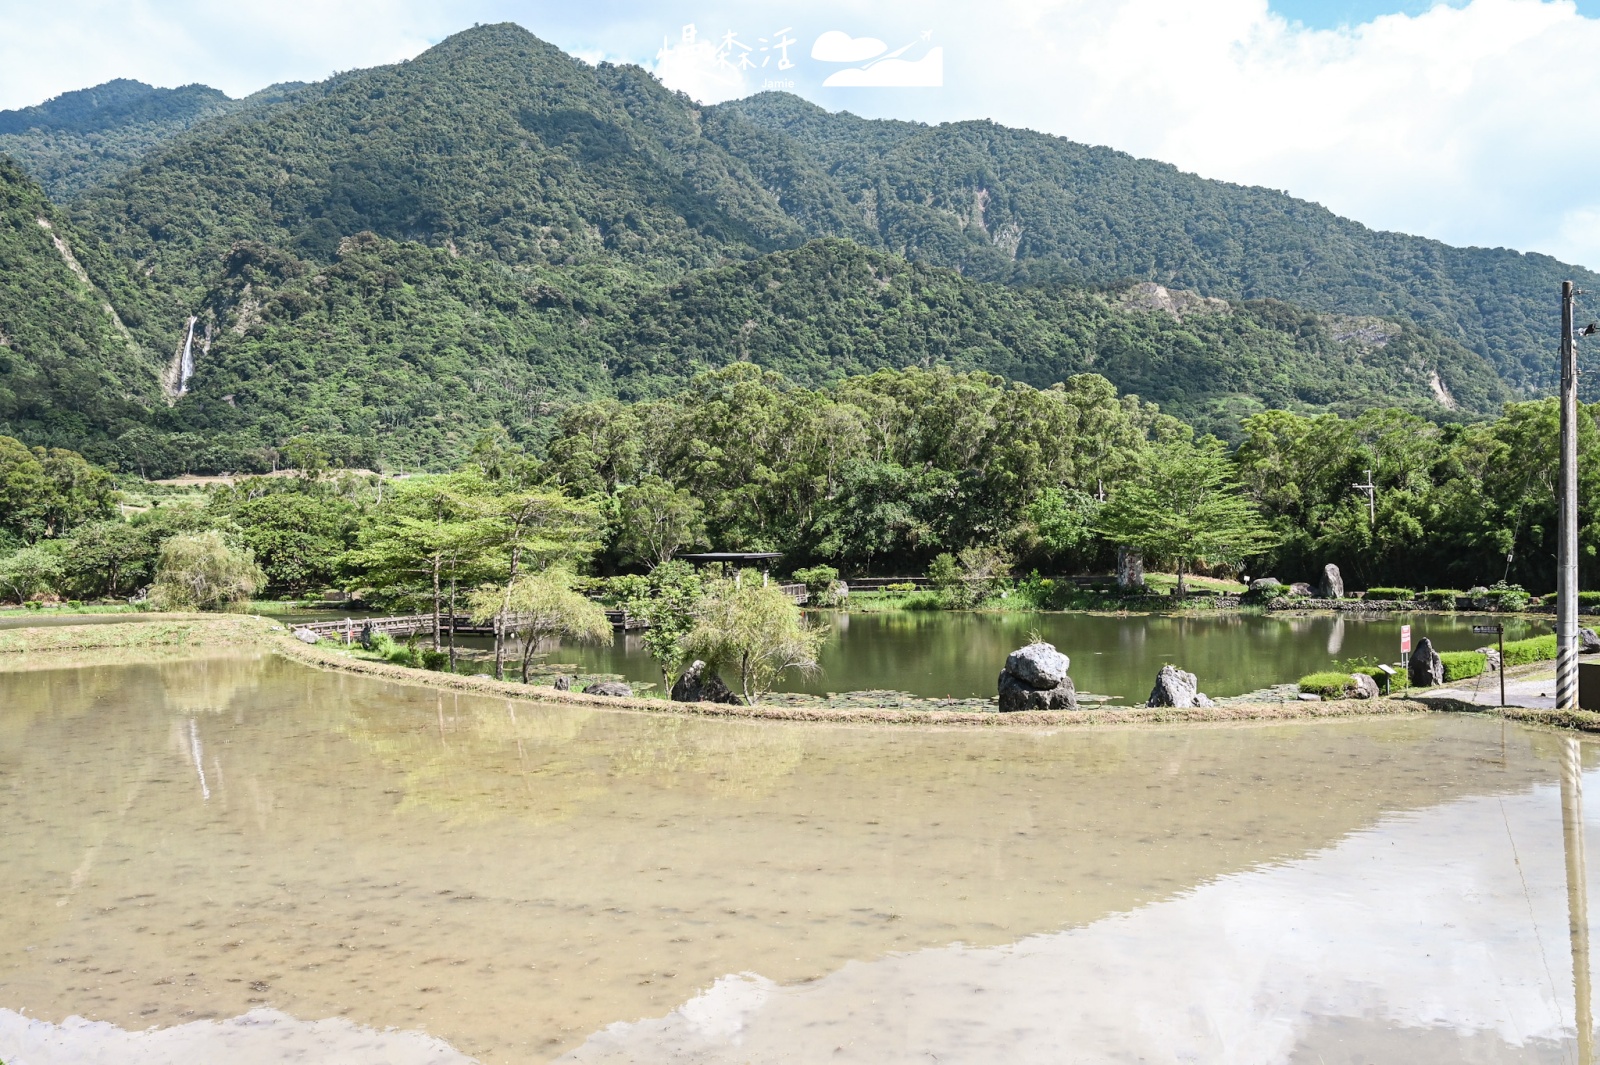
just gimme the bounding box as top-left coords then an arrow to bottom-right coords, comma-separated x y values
822,46 -> 944,87
810,30 -> 887,62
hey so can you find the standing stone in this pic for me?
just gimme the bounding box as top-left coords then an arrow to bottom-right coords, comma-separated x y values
1408,636 -> 1443,687
1117,547 -> 1145,590
670,660 -> 744,704
1347,672 -> 1380,700
1320,564 -> 1345,600
552,674 -> 572,692
1146,664 -> 1213,708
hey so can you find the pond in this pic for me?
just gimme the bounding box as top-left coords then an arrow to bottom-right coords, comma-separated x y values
546,609 -> 1552,702
1,651 -> 1597,1063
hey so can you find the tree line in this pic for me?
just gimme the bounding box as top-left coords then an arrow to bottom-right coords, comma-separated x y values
3,364 -> 1596,625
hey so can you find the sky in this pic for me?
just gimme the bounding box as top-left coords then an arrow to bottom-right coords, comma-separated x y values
2,0 -> 1599,269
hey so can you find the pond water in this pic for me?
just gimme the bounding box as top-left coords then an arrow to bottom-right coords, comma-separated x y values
549,610 -> 1551,702
2,651 -> 1598,1063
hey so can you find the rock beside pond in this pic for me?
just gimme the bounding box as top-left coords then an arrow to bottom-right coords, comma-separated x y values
552,674 -> 572,692
998,669 -> 1078,712
1347,672 -> 1380,700
1004,642 -> 1070,689
584,681 -> 634,698
1289,582 -> 1315,597
1249,577 -> 1281,593
1320,564 -> 1345,600
1146,664 -> 1213,708
292,628 -> 319,645
1582,628 -> 1600,654
1474,648 -> 1501,672
671,660 -> 744,705
1408,637 -> 1443,687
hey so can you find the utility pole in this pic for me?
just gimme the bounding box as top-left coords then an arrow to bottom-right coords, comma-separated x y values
1559,282 -> 1581,711
1351,469 -> 1377,527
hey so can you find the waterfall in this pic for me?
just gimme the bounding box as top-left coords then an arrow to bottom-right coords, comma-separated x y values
178,316 -> 197,394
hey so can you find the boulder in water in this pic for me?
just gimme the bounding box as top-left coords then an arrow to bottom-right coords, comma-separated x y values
1147,664 -> 1212,708
998,670 -> 1078,712
1004,642 -> 1070,689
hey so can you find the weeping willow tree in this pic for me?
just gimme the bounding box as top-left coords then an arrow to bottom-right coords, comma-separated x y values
468,565 -> 611,684
680,577 -> 826,704
148,529 -> 264,610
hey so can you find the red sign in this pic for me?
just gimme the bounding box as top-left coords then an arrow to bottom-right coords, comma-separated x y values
1400,625 -> 1412,654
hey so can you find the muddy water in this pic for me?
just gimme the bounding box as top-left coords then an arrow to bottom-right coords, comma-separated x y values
0,652 -> 1595,1063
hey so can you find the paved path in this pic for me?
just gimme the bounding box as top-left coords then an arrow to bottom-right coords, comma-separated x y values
1431,668 -> 1558,709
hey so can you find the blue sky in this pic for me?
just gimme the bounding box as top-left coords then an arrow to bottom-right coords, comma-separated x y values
3,0 -> 1600,271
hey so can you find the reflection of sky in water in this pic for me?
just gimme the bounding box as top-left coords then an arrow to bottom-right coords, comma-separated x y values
560,776 -> 1595,1064
6,772 -> 1596,1064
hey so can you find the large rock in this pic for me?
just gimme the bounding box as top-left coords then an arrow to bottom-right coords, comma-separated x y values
583,681 -> 634,698
1004,642 -> 1070,690
1347,672 -> 1380,700
1408,636 -> 1443,687
1146,664 -> 1213,708
1582,628 -> 1600,655
670,660 -> 744,704
1249,577 -> 1280,592
552,674 -> 572,692
292,627 -> 319,645
1117,547 -> 1145,590
1320,564 -> 1345,600
1289,582 -> 1315,597
1474,648 -> 1501,672
998,670 -> 1078,712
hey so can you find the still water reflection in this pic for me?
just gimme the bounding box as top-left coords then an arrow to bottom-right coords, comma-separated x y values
553,609 -> 1550,701
0,652 -> 1593,1064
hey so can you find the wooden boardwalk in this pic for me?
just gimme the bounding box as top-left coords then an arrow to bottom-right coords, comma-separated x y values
294,583 -> 809,644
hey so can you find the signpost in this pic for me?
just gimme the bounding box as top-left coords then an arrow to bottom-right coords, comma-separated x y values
1400,624 -> 1411,671
1473,623 -> 1506,708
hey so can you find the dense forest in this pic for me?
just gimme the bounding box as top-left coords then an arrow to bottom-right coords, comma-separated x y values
4,367 -> 1595,602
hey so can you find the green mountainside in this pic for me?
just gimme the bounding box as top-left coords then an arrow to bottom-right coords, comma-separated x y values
710,93 -> 1593,390
0,79 -> 304,200
0,22 -> 1577,475
0,157 -> 164,459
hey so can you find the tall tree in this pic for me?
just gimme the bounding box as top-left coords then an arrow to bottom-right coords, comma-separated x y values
615,476 -> 706,567
1097,436 -> 1276,596
467,565 -> 611,684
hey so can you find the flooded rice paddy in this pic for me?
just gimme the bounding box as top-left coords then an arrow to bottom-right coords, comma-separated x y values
2,650 -> 1597,1063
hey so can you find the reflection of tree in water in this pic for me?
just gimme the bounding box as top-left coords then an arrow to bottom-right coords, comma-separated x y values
157,655 -> 268,716
336,693 -> 609,825
605,715 -> 807,800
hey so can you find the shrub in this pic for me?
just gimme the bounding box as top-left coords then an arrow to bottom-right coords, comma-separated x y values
1502,634 -> 1558,666
368,631 -> 399,657
1580,591 -> 1600,606
1421,589 -> 1462,603
420,649 -> 451,671
792,564 -> 843,607
885,582 -> 917,592
1438,651 -> 1487,682
903,591 -> 945,611
1365,587 -> 1414,600
1478,581 -> 1530,611
1299,672 -> 1353,697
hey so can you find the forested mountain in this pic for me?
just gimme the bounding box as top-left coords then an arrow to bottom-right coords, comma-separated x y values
0,79 -> 303,200
710,93 -> 1594,390
0,22 -> 1577,475
0,157 -> 164,459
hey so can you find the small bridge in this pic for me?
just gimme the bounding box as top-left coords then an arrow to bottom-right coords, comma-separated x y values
294,583 -> 808,645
